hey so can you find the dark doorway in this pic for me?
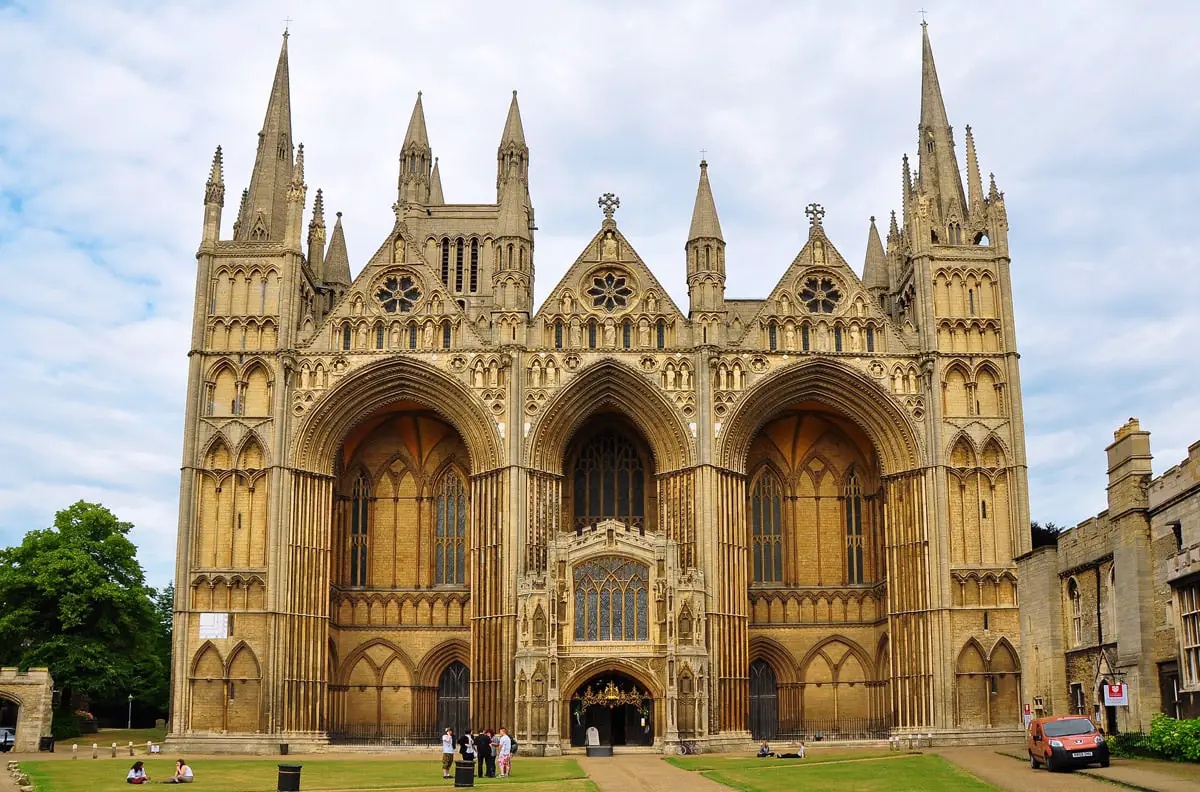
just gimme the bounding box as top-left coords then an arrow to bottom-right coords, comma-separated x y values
749,659 -> 778,740
437,662 -> 469,738
569,672 -> 653,747
0,697 -> 17,752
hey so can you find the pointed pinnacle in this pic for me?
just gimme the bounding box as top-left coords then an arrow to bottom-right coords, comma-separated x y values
429,157 -> 445,205
324,211 -> 351,285
310,188 -> 325,225
501,90 -> 526,148
403,92 -> 430,149
688,159 -> 723,242
209,145 -> 224,183
863,215 -> 888,290
292,142 -> 305,184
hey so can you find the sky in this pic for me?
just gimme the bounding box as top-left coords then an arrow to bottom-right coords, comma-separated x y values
0,1 -> 1197,588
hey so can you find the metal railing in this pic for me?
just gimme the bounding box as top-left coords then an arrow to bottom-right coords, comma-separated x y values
771,718 -> 891,741
328,724 -> 439,747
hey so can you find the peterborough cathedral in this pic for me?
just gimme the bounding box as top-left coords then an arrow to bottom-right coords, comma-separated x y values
170,24 -> 1030,753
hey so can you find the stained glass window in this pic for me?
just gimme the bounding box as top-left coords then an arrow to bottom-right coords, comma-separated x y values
436,470 -> 468,585
586,271 -> 633,312
799,277 -> 841,314
573,557 -> 649,641
751,471 -> 783,584
572,429 -> 645,534
349,473 -> 370,586
844,472 -> 864,584
376,276 -> 422,313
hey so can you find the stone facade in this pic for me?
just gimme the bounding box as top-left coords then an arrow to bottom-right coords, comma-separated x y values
1018,420 -> 1200,732
0,668 -> 53,753
169,25 -> 1031,754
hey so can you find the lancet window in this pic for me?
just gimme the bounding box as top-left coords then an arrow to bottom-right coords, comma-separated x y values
470,240 -> 479,292
573,556 -> 649,641
844,472 -> 865,584
750,471 -> 783,584
572,429 -> 645,534
435,469 -> 468,585
349,473 -> 370,586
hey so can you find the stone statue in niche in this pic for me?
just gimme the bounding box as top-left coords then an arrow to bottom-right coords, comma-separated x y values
393,237 -> 405,263
390,326 -> 400,347
646,293 -> 657,313
813,240 -> 826,265
601,230 -> 618,260
357,325 -> 368,348
423,323 -> 434,348
473,364 -> 485,388
785,324 -> 795,350
603,321 -> 616,347
562,293 -> 573,314
639,322 -> 650,347
569,322 -> 581,347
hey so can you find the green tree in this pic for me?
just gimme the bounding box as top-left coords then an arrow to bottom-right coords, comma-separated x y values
0,501 -> 165,733
1031,520 -> 1064,548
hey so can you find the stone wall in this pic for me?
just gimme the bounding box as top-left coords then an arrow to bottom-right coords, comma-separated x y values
0,668 -> 53,753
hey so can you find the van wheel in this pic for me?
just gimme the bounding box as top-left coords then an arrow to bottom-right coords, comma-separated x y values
1100,758 -> 1110,768
1029,752 -> 1039,769
1045,753 -> 1056,773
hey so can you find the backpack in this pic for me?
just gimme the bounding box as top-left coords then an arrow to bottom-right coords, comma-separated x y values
510,737 -> 519,755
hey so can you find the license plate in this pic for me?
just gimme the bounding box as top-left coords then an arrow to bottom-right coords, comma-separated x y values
1072,751 -> 1093,758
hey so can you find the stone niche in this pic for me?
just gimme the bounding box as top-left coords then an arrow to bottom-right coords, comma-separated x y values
0,668 -> 54,753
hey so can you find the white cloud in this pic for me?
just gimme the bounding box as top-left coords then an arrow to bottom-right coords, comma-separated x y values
1,0 -> 1197,584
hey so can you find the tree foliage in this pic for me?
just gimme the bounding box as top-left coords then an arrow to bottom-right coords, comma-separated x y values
0,502 -> 169,720
1030,520 -> 1065,549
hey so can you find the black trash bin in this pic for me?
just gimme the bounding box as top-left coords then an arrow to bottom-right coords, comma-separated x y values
39,736 -> 55,752
454,759 -> 475,788
277,763 -> 302,792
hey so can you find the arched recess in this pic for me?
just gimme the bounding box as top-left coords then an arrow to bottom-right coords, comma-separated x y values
294,357 -> 501,475
988,638 -> 1021,727
188,642 -> 225,731
559,659 -> 665,745
799,636 -> 876,728
749,659 -> 778,740
527,359 -> 693,474
242,362 -> 272,416
954,639 -> 989,728
416,639 -> 471,688
333,638 -> 417,732
720,359 -> 920,475
225,642 -> 262,732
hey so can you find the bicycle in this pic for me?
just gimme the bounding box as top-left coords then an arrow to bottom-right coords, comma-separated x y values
676,740 -> 699,755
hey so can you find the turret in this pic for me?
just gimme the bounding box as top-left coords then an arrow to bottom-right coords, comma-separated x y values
324,212 -> 351,302
236,32 -> 294,242
493,91 -> 533,335
496,91 -> 529,195
201,146 -> 224,245
397,93 -> 434,205
428,157 -> 445,206
307,188 -> 326,281
685,159 -> 726,341
862,216 -> 888,308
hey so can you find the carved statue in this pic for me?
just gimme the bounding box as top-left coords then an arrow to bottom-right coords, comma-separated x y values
569,322 -> 581,347
601,230 -> 618,260
639,322 -> 650,347
603,321 -> 616,347
390,326 -> 400,347
473,363 -> 485,388
357,325 -> 367,349
393,236 -> 405,263
423,322 -> 434,348
646,293 -> 657,313
813,240 -> 826,265
785,324 -> 796,350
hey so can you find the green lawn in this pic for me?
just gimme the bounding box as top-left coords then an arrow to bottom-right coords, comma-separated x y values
689,754 -> 997,792
666,749 -> 900,771
20,757 -> 590,792
55,727 -> 169,750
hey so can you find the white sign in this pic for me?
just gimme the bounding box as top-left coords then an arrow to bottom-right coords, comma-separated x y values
198,613 -> 229,640
1103,683 -> 1128,706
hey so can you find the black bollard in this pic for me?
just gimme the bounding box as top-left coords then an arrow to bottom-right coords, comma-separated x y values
277,763 -> 302,792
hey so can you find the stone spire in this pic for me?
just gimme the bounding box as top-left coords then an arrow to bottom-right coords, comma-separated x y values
863,216 -> 888,293
496,90 -> 529,194
202,146 -> 225,244
917,23 -> 966,224
428,157 -> 444,205
284,142 -> 307,249
324,211 -> 351,287
687,160 -> 724,243
398,92 -> 434,205
237,32 -> 294,242
307,188 -> 326,280
964,124 -> 983,209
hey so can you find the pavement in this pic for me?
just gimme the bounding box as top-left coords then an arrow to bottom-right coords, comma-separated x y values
937,746 -> 1200,792
579,754 -> 730,792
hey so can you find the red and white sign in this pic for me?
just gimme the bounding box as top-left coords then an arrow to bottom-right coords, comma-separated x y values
1103,683 -> 1128,706
1023,703 -> 1031,716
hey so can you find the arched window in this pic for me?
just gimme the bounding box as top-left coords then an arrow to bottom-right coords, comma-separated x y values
802,325 -> 810,351
844,472 -> 864,584
588,319 -> 598,349
342,325 -> 352,351
408,322 -> 418,349
750,471 -> 783,584
349,473 -> 369,586
437,661 -> 470,738
436,470 -> 468,585
622,320 -> 632,349
470,239 -> 479,292
455,238 -> 464,292
656,320 -> 666,349
768,322 -> 777,351
866,327 -> 875,353
1068,578 -> 1083,646
748,659 -> 778,740
573,556 -> 648,641
968,288 -> 976,316
572,429 -> 645,534
1105,566 -> 1118,644
834,325 -> 843,352
442,322 -> 452,349
375,326 -> 384,349
554,321 -> 563,349
440,238 -> 451,286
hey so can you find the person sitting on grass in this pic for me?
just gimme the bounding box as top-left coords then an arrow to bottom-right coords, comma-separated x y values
776,741 -> 805,759
126,761 -> 150,784
757,741 -> 774,757
161,759 -> 194,784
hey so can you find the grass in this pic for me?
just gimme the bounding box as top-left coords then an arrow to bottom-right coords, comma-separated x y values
55,727 -> 169,750
20,757 -> 589,792
687,754 -> 998,792
665,749 -> 900,771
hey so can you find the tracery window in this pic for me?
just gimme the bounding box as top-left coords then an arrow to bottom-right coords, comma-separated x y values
441,239 -> 451,286
435,469 -> 468,585
656,320 -> 665,349
573,556 -> 649,641
586,271 -> 633,312
554,321 -> 564,349
572,429 -> 645,534
349,473 -> 370,586
844,472 -> 864,584
750,471 -> 783,584
376,276 -> 421,313
1068,578 -> 1083,646
799,277 -> 841,314
455,239 -> 464,292
470,240 -> 479,293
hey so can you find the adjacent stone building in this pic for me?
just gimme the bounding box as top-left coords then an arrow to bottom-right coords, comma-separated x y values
169,24 -> 1031,753
1019,420 -> 1200,733
0,668 -> 54,753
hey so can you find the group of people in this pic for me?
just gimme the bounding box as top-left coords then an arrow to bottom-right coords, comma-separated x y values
126,759 -> 194,784
757,740 -> 806,759
440,726 -> 516,779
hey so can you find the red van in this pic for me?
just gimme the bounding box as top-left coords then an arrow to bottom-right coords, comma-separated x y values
1027,715 -> 1110,771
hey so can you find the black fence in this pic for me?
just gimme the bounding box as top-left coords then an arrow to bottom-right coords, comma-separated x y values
328,724 -> 439,747
773,718 -> 891,741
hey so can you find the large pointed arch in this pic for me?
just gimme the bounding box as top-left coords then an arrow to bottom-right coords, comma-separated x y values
720,359 -> 919,474
748,635 -> 798,684
294,356 -> 501,473
528,358 -> 693,473
336,637 -> 417,685
415,638 -> 471,688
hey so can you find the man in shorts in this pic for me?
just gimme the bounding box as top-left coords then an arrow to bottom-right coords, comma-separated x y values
441,728 -> 456,779
497,727 -> 512,778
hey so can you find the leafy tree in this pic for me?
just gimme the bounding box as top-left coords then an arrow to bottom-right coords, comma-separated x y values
1031,520 -> 1065,549
0,502 -> 166,731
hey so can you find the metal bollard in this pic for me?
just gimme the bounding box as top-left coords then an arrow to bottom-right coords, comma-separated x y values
92,744 -> 97,759
111,742 -> 117,758
72,744 -> 78,759
128,742 -> 134,756
147,741 -> 153,755
277,763 -> 302,792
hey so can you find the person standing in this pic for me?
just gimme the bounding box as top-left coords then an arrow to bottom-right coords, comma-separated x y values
484,729 -> 498,777
441,728 -> 456,779
473,728 -> 492,778
458,728 -> 476,762
497,727 -> 512,778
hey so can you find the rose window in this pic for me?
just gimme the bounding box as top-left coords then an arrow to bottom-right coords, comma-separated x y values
586,272 -> 633,312
799,277 -> 841,314
376,276 -> 421,313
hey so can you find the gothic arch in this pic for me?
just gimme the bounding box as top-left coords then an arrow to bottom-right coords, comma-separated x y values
201,434 -> 233,469
235,432 -> 269,470
225,641 -> 261,679
720,359 -> 919,475
415,638 -> 471,687
988,637 -> 1020,673
955,638 -> 988,673
748,635 -> 798,684
562,657 -> 665,700
336,637 -> 417,685
947,433 -> 979,468
294,356 -> 501,474
190,641 -> 224,678
528,358 -> 693,473
799,635 -> 876,682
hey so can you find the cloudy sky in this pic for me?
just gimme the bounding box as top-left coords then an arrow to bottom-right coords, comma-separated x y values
1,1 -> 1197,587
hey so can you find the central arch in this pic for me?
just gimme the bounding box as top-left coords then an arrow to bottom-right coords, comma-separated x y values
564,667 -> 658,748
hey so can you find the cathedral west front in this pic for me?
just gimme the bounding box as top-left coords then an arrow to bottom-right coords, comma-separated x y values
170,24 -> 1031,753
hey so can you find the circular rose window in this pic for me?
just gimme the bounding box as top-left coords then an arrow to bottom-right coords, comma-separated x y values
586,271 -> 634,312
799,277 -> 841,314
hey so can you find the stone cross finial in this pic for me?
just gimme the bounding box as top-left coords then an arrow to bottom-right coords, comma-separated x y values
805,202 -> 825,227
598,192 -> 620,221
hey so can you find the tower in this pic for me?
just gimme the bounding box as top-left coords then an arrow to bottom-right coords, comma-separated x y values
397,93 -> 434,206
492,91 -> 534,339
685,159 -> 726,345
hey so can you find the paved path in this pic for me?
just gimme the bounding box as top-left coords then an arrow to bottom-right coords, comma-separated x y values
578,755 -> 729,792
939,747 -> 1200,792
991,748 -> 1200,792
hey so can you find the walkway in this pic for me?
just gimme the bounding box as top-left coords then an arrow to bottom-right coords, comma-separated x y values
938,746 -> 1200,792
578,754 -> 729,792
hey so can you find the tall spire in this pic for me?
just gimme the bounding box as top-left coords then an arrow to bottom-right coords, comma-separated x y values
964,124 -> 983,209
687,160 -> 724,243
202,145 -> 225,244
307,188 -> 326,280
428,157 -> 444,205
501,90 -> 526,147
496,90 -> 529,194
398,92 -> 433,204
238,32 -> 294,242
862,216 -> 888,292
917,23 -> 966,222
324,212 -> 351,286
